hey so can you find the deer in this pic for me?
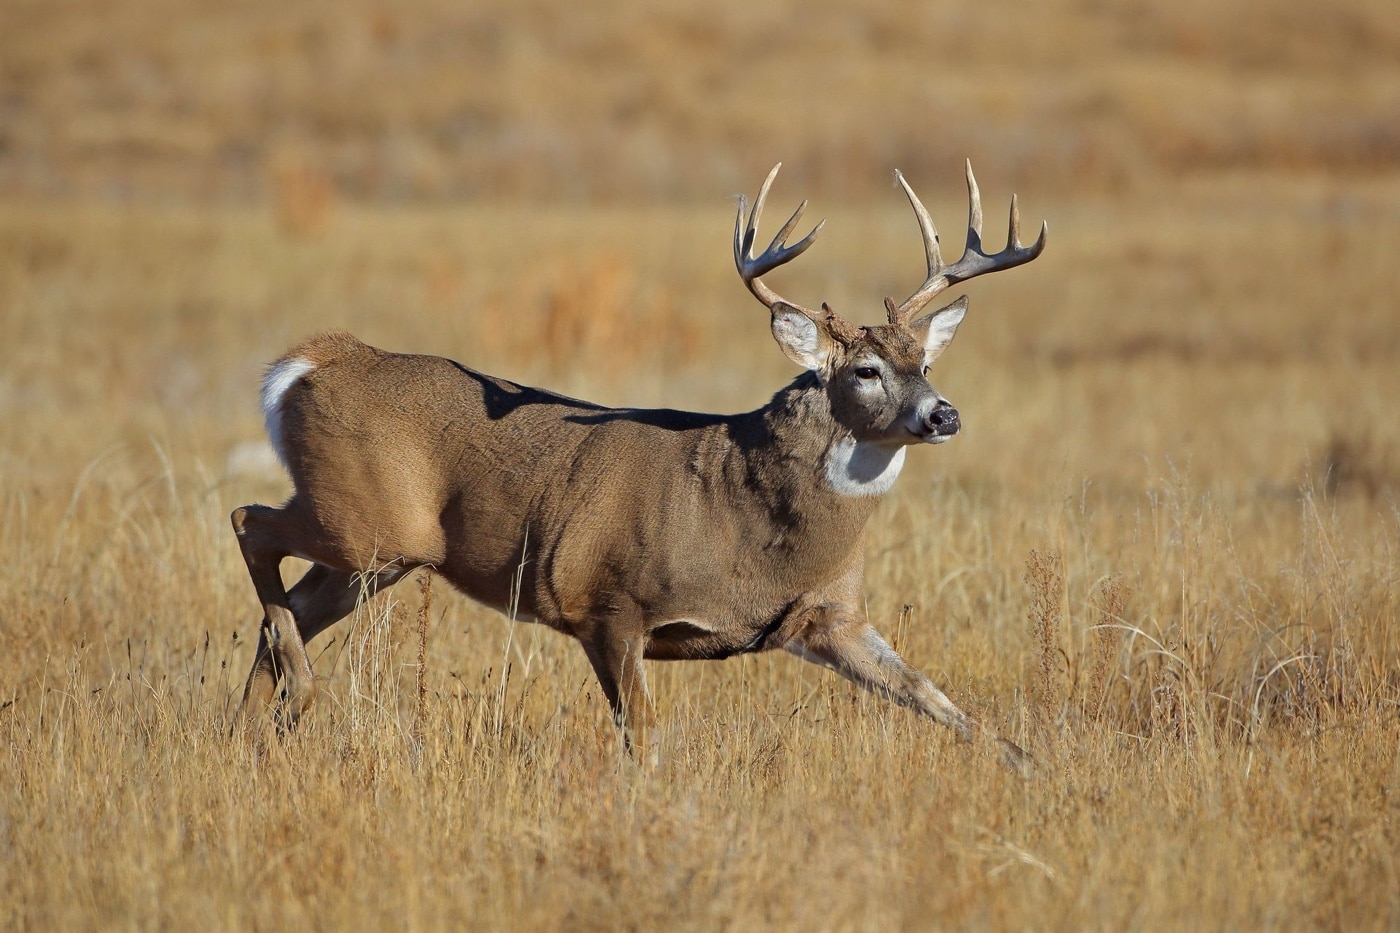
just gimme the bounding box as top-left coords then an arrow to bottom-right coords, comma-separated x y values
230,161 -> 1046,760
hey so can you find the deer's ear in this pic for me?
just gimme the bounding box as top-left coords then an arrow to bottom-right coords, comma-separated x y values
911,295 -> 969,365
771,302 -> 833,371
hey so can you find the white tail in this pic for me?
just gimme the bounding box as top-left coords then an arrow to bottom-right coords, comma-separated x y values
259,356 -> 314,469
231,164 -> 1045,760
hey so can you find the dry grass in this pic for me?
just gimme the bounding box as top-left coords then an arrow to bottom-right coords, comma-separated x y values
4,1 -> 1400,929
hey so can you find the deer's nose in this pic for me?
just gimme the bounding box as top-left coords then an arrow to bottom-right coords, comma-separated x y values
926,402 -> 960,436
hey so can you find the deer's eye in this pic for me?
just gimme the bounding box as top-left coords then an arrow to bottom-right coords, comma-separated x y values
855,366 -> 880,381
922,365 -> 929,376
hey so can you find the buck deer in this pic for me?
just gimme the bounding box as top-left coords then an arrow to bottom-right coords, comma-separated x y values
231,161 -> 1046,757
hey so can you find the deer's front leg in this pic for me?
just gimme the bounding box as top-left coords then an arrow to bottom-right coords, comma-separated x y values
580,625 -> 656,759
785,610 -> 971,741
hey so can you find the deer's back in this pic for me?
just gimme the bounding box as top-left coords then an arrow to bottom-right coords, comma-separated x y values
267,333 -> 746,619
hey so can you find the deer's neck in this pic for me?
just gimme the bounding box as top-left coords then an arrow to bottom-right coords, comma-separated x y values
741,373 -> 903,508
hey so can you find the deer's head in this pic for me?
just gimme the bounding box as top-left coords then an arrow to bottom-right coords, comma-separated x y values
768,296 -> 966,447
735,162 -> 1046,450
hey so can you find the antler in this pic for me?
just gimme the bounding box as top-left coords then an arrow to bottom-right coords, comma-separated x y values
734,163 -> 826,318
889,160 -> 1047,324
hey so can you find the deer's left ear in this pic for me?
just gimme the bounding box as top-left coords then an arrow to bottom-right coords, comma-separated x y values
910,295 -> 969,366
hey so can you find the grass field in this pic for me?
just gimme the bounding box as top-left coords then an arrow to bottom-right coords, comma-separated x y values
3,1 -> 1400,928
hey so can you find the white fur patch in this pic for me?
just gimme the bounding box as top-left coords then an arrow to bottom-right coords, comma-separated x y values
824,437 -> 906,497
260,356 -> 315,469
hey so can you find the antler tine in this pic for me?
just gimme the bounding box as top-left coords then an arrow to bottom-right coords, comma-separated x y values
734,163 -> 825,316
965,159 -> 984,247
892,169 -> 941,324
1005,189 -> 1047,253
739,163 -> 779,262
768,198 -> 815,262
894,159 -> 1048,321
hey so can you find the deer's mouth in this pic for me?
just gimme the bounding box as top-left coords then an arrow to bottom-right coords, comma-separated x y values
905,427 -> 955,445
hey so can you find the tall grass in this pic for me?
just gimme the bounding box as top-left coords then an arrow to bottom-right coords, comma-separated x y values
2,444 -> 1396,927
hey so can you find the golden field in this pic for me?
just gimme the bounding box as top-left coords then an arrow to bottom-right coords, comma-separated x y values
3,0 -> 1400,928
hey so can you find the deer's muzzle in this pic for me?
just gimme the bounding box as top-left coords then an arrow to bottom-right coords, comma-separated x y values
923,402 -> 960,439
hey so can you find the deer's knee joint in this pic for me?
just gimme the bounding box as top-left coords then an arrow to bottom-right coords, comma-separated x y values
283,674 -> 318,721
794,603 -> 861,641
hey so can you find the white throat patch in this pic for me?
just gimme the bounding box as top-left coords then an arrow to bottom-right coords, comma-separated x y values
824,436 -> 906,497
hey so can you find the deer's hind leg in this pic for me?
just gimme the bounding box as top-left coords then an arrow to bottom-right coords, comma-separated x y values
233,562 -> 353,722
231,504 -> 417,730
230,504 -> 323,728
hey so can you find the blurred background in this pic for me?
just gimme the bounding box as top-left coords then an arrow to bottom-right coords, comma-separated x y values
4,0 -> 1397,204
2,0 -> 1398,546
4,0 -> 1400,598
